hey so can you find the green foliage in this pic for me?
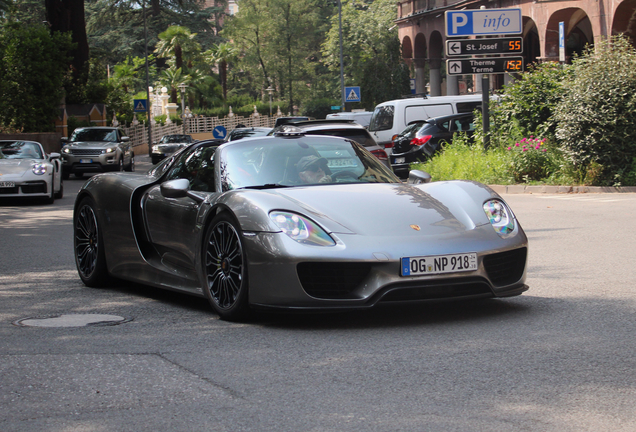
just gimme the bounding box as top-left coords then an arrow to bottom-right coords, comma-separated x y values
490,62 -> 569,143
0,23 -> 73,132
301,98 -> 339,118
505,137 -> 554,182
67,116 -> 92,137
555,35 -> 636,186
413,134 -> 515,185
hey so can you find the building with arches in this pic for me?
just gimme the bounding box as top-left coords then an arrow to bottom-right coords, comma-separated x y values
396,0 -> 636,95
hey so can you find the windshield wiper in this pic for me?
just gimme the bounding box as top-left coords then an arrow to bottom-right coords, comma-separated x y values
241,183 -> 290,190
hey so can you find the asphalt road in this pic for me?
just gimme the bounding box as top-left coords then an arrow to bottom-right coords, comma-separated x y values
1,161 -> 636,431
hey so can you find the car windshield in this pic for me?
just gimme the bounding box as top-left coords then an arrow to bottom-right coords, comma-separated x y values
161,135 -> 191,143
0,141 -> 43,159
400,122 -> 427,139
227,129 -> 270,141
219,138 -> 400,191
71,129 -> 118,142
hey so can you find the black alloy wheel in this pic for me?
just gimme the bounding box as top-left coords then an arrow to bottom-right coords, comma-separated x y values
74,198 -> 110,287
203,213 -> 249,320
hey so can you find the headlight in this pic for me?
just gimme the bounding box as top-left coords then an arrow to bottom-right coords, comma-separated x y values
269,211 -> 335,246
152,145 -> 160,153
103,147 -> 116,154
483,199 -> 515,236
32,163 -> 47,175
62,147 -> 71,154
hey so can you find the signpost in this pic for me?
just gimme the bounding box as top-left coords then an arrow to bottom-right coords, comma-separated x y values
445,9 -> 522,37
444,8 -> 524,148
446,37 -> 522,57
344,86 -> 361,103
559,22 -> 566,63
133,99 -> 148,113
447,57 -> 524,75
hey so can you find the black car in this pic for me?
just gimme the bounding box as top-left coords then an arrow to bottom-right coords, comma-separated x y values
151,134 -> 195,164
390,113 -> 476,178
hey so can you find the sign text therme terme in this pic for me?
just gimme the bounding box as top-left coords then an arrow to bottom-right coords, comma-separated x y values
445,8 -> 524,75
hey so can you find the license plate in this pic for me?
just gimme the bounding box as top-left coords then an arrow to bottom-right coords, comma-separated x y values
401,253 -> 477,276
0,181 -> 16,188
79,159 -> 93,163
394,157 -> 405,164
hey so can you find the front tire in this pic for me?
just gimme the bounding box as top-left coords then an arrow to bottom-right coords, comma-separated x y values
203,213 -> 249,321
125,153 -> 135,172
74,197 -> 110,287
54,180 -> 64,199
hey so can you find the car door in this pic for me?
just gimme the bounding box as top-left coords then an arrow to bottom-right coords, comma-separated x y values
143,145 -> 217,272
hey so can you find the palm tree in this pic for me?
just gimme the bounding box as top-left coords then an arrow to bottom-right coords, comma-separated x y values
155,26 -> 201,71
111,57 -> 139,94
160,66 -> 185,104
206,42 -> 239,100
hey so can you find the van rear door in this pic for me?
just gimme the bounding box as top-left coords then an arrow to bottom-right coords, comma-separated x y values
404,104 -> 453,127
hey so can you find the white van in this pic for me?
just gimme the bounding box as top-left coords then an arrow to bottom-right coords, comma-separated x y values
325,111 -> 373,128
368,95 -> 485,152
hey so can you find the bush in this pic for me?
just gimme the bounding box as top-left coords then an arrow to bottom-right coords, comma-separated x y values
506,136 -> 553,182
302,98 -> 340,119
555,35 -> 636,185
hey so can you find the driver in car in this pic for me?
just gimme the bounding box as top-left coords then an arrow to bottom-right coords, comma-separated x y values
297,155 -> 332,184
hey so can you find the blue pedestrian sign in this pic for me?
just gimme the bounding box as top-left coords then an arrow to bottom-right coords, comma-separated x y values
344,86 -> 361,103
445,8 -> 522,37
133,99 -> 148,113
213,125 -> 227,139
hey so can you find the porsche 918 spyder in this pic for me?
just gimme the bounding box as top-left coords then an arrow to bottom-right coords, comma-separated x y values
73,128 -> 528,320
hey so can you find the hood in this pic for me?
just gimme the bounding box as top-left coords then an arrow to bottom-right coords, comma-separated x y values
0,159 -> 40,175
67,141 -> 116,148
246,182 -> 496,237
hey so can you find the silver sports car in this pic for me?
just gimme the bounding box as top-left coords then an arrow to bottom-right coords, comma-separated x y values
0,140 -> 63,203
73,128 -> 528,321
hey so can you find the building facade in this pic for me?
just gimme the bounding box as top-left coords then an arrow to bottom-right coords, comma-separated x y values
396,0 -> 636,95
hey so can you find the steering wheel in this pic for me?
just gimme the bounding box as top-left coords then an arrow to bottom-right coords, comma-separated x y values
331,170 -> 359,181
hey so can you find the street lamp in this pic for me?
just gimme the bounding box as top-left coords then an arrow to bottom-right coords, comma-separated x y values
265,86 -> 274,117
178,83 -> 188,134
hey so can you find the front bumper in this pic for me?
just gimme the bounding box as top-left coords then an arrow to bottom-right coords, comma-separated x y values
62,152 -> 120,173
241,227 -> 529,310
0,179 -> 50,198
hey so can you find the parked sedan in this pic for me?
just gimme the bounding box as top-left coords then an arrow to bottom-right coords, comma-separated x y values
61,127 -> 134,179
0,140 -> 63,203
73,129 -> 528,321
151,134 -> 195,164
391,113 -> 476,179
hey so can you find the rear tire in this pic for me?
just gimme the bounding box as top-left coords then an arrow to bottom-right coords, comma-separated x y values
202,213 -> 250,321
74,197 -> 110,287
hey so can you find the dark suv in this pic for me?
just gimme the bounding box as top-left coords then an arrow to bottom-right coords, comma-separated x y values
269,119 -> 391,169
61,127 -> 134,179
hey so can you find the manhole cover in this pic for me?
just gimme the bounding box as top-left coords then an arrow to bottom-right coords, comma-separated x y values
13,314 -> 132,328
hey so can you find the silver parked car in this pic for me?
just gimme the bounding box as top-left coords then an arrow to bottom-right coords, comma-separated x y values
61,127 -> 134,179
73,129 -> 528,321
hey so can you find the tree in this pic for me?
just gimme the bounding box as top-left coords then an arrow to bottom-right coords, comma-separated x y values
155,25 -> 201,70
45,0 -> 90,84
322,0 -> 410,109
0,23 -> 72,132
555,35 -> 636,185
206,42 -> 239,100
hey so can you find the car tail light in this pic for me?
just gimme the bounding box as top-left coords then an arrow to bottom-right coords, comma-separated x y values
410,135 -> 432,146
385,138 -> 395,149
371,149 -> 389,162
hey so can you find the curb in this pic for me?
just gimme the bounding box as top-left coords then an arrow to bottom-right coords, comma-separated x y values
489,185 -> 636,194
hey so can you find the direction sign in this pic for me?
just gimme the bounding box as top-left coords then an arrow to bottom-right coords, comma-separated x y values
213,125 -> 227,139
446,57 -> 524,75
133,99 -> 148,112
445,8 -> 522,37
446,37 -> 523,57
344,86 -> 361,102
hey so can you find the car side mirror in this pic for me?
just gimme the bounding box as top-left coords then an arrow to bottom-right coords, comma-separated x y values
49,152 -> 61,160
160,179 -> 190,198
61,137 -> 69,143
160,178 -> 204,203
407,170 -> 432,185
121,136 -> 130,142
